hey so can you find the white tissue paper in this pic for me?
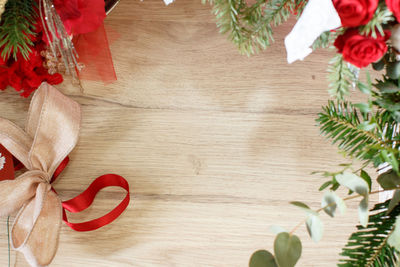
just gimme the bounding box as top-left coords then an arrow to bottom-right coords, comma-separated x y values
164,0 -> 174,5
284,0 -> 341,63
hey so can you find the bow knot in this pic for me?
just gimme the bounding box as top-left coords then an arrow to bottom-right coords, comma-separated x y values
27,169 -> 52,184
0,83 -> 81,267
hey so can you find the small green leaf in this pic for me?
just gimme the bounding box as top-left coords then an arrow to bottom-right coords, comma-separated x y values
372,58 -> 385,71
290,201 -> 318,216
358,196 -> 369,227
388,190 -> 400,215
388,215 -> 400,251
335,172 -> 369,196
377,171 -> 400,190
321,191 -> 346,217
290,201 -> 309,210
274,232 -> 302,267
306,215 -> 323,243
249,250 -> 278,267
357,81 -> 371,95
360,170 -> 372,192
375,81 -> 400,93
319,181 -> 332,191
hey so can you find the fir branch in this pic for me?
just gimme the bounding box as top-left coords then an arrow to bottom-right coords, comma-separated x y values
328,54 -> 358,100
204,0 -> 306,55
360,2 -> 394,38
312,31 -> 333,50
317,101 -> 400,168
339,200 -> 400,267
0,0 -> 37,60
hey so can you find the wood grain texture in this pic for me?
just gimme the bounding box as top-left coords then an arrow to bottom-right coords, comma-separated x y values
0,1 -> 377,266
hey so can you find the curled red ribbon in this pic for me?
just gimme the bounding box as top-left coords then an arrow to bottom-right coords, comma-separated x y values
14,154 -> 130,233
36,156 -> 130,232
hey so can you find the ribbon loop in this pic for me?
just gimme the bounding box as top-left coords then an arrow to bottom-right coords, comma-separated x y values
62,174 -> 130,232
0,82 -> 81,267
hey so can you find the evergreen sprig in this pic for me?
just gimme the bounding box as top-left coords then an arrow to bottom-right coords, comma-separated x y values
312,31 -> 333,50
327,54 -> 358,100
339,200 -> 400,267
317,101 -> 400,169
360,2 -> 394,38
203,0 -> 305,55
0,0 -> 37,60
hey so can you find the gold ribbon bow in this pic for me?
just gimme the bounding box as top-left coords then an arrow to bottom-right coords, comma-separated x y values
0,82 -> 81,267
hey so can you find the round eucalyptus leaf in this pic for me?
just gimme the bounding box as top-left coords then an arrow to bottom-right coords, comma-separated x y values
335,172 -> 368,196
306,215 -> 323,243
321,191 -> 346,218
249,250 -> 278,267
387,62 -> 400,79
358,196 -> 369,227
377,171 -> 400,190
274,232 -> 302,267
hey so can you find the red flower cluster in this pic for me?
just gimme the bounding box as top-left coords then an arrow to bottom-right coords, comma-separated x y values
334,29 -> 390,68
333,0 -> 378,27
0,22 -> 63,97
0,0 -> 107,97
332,0 -> 395,68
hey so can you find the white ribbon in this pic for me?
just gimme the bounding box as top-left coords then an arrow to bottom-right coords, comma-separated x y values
285,0 -> 341,63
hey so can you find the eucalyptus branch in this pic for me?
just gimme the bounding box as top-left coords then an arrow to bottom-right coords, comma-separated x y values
289,188 -> 392,236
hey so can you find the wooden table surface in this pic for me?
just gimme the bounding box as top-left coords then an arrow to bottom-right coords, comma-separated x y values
0,1 -> 372,266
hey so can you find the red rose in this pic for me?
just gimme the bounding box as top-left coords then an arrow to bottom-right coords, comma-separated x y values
333,0 -> 378,27
386,0 -> 400,22
334,29 -> 390,68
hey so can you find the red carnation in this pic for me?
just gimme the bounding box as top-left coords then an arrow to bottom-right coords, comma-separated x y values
0,18 -> 64,97
334,29 -> 390,68
386,0 -> 400,22
333,0 -> 378,27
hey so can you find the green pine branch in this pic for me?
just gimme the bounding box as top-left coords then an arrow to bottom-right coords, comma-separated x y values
339,200 -> 400,267
312,31 -> 333,50
328,54 -> 358,100
0,0 -> 37,60
203,0 -> 306,55
317,101 -> 400,169
360,2 -> 394,38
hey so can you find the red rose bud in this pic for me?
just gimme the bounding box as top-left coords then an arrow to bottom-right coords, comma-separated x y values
334,29 -> 390,68
333,0 -> 378,27
386,0 -> 400,22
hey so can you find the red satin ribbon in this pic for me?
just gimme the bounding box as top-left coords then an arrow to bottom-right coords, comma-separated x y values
14,156 -> 130,232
